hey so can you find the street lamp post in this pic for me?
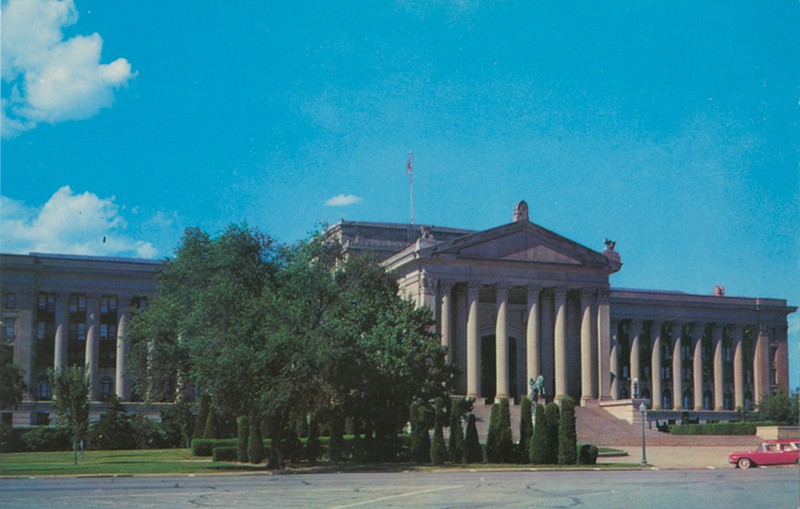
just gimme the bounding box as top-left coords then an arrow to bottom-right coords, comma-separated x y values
639,402 -> 647,466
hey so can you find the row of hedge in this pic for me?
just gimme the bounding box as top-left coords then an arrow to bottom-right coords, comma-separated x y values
0,425 -> 71,453
669,422 -> 756,435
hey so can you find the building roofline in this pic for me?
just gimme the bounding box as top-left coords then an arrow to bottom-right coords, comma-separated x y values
1,252 -> 163,266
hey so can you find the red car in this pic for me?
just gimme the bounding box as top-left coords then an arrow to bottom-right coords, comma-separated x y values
729,439 -> 800,469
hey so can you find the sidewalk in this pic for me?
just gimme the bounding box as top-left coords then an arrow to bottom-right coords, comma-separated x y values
597,446 -> 739,469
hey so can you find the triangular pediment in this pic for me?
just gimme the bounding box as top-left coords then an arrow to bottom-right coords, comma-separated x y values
456,230 -> 581,264
427,220 -> 615,268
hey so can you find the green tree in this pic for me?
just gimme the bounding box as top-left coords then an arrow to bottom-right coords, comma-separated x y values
543,402 -> 560,464
498,398 -> 513,463
87,393 -> 136,450
529,403 -> 547,464
518,396 -> 533,463
430,398 -> 447,465
159,399 -> 195,448
485,402 -> 501,462
410,402 -> 431,463
237,416 -> 250,462
448,398 -> 467,463
305,415 -> 321,464
248,419 -> 265,464
758,389 -> 799,425
127,227 -> 456,466
463,413 -> 482,463
193,395 -> 210,440
203,405 -> 218,439
50,366 -> 90,464
0,347 -> 26,410
557,396 -> 577,465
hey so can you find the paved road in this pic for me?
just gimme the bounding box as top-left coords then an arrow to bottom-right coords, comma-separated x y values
2,468 -> 798,509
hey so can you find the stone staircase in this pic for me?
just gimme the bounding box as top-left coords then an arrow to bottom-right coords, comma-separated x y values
465,400 -> 762,448
576,403 -> 762,447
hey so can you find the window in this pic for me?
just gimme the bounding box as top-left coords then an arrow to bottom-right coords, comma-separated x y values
37,377 -> 52,400
4,317 -> 15,338
5,293 -> 16,309
682,389 -> 693,410
662,389 -> 672,409
37,321 -> 46,340
69,294 -> 87,313
38,292 -> 55,313
100,377 -> 114,400
35,412 -> 50,425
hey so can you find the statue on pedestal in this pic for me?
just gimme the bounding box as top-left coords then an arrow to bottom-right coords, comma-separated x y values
529,375 -> 545,404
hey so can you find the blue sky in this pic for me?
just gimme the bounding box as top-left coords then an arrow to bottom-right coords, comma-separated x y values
2,1 -> 799,386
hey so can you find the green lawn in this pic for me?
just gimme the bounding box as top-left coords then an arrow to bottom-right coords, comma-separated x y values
0,449 -> 263,477
0,448 -> 638,477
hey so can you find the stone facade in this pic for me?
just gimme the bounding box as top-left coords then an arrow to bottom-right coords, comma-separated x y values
0,253 -> 159,425
331,202 -> 796,410
1,203 -> 795,425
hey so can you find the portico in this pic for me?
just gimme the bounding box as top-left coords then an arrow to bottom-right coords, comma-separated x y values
383,202 -> 621,404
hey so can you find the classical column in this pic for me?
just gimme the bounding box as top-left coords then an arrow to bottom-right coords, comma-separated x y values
85,295 -> 100,401
116,298 -> 129,400
597,289 -> 612,401
712,323 -> 724,410
671,322 -> 682,409
754,325 -> 770,404
53,292 -> 69,370
629,319 -> 642,397
421,271 -> 436,321
540,291 -> 555,398
553,287 -> 568,401
732,324 -> 745,409
580,288 -> 595,402
455,286 -> 467,395
525,285 -> 541,389
609,319 -> 619,400
495,284 -> 510,400
466,282 -> 481,399
651,321 -> 662,409
692,323 -> 705,410
439,282 -> 453,364
776,325 -> 790,391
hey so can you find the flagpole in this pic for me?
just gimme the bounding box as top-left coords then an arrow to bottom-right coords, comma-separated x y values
407,151 -> 414,225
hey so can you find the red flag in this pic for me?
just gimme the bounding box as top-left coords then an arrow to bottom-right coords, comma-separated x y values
406,151 -> 413,176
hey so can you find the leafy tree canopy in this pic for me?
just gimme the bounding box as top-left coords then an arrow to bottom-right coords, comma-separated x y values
127,225 -> 456,451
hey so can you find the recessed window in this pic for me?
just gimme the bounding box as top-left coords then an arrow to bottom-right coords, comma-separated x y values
37,377 -> 52,401
100,377 -> 114,400
4,317 -> 15,339
5,293 -> 16,309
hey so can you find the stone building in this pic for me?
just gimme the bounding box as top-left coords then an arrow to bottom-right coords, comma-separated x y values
327,201 -> 796,414
1,201 -> 795,425
0,253 -> 159,425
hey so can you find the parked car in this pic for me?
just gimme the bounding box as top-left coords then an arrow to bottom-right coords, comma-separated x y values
729,439 -> 800,469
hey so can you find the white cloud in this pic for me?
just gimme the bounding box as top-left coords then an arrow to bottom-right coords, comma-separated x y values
325,194 -> 363,206
1,0 -> 136,137
0,186 -> 158,258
